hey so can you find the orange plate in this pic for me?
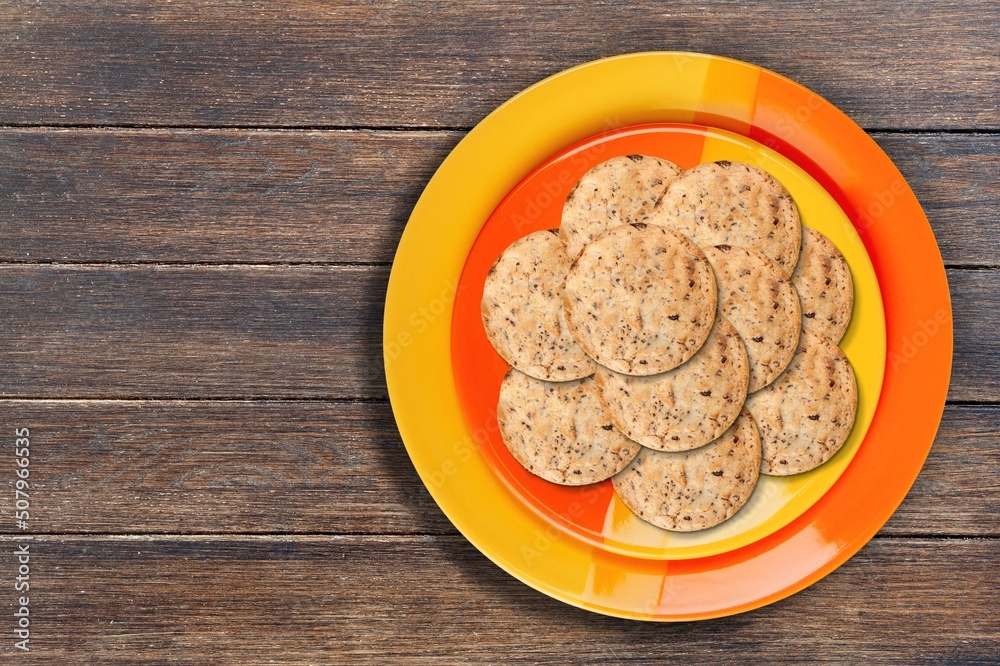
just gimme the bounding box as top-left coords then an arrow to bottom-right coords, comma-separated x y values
383,52 -> 952,620
452,123 -> 887,561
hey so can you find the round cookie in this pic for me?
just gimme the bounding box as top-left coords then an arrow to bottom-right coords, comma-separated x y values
745,329 -> 858,476
612,410 -> 762,532
560,155 -> 682,260
703,245 -> 802,392
595,315 -> 749,452
651,161 -> 802,276
791,226 -> 855,343
482,229 -> 595,381
563,223 -> 717,376
497,369 -> 641,486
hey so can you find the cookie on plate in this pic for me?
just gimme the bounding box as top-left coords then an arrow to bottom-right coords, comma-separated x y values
703,244 -> 802,392
745,329 -> 858,476
651,161 -> 802,276
612,410 -> 762,531
497,369 -> 641,485
595,315 -> 749,451
564,222 -> 717,376
560,155 -> 682,260
791,226 -> 855,342
482,229 -> 595,381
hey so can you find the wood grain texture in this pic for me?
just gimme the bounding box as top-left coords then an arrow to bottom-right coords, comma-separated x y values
949,269 -> 1000,402
0,265 -> 995,400
0,400 -> 447,535
1,129 -> 997,265
0,1 -> 997,129
0,401 -> 993,537
1,535 -> 994,663
876,134 -> 1000,267
0,2 -> 994,658
0,129 -> 459,264
0,265 -> 389,399
881,406 -> 1000,536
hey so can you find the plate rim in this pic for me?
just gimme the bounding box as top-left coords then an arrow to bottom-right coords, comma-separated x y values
383,51 -> 952,621
448,120 -> 887,561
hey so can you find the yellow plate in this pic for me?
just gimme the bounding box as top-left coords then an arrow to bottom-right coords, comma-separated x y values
448,123 -> 884,559
384,52 -> 948,621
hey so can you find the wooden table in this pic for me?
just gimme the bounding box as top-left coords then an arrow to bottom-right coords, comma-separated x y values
0,2 -> 997,662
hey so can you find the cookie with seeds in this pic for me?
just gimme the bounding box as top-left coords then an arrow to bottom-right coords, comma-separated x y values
560,154 -> 682,260
563,223 -> 717,376
497,369 -> 641,486
791,226 -> 854,342
745,329 -> 858,476
651,161 -> 802,276
612,410 -> 761,531
703,245 -> 802,392
481,229 -> 596,381
595,315 -> 749,451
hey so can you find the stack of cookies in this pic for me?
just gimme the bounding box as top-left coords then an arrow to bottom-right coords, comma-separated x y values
482,155 -> 857,532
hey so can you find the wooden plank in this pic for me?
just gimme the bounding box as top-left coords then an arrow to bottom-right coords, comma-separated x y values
0,1 -> 997,129
0,265 -> 994,400
0,400 -> 448,535
0,401 -> 992,536
881,406 -> 1000,536
1,130 -> 997,266
876,134 -> 1000,267
0,265 -> 389,399
0,535 -> 995,662
0,129 -> 460,264
949,269 -> 1000,402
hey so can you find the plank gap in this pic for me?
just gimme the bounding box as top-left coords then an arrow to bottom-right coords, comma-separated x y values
0,395 -> 392,403
0,122 -> 475,132
0,261 -> 994,270
0,123 -> 999,134
0,530 -> 1000,543
0,260 -> 394,268
0,398 -> 994,406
